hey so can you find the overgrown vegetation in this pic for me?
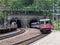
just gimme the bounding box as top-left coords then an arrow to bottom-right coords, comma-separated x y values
0,0 -> 54,18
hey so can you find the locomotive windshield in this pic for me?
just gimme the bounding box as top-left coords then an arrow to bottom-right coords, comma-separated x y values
46,21 -> 51,24
40,21 -> 44,24
39,19 -> 52,24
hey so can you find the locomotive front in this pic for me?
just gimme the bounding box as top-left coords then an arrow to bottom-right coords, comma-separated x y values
39,19 -> 52,34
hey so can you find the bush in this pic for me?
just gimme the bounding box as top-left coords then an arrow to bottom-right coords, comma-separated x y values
53,20 -> 58,29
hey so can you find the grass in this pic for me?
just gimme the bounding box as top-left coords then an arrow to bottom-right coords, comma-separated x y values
53,20 -> 58,29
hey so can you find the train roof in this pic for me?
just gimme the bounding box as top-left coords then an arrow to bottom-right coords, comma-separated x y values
40,19 -> 50,21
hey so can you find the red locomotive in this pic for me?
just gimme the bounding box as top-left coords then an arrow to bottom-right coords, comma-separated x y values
39,19 -> 52,34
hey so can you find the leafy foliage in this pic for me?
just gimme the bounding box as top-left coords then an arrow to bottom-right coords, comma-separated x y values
0,0 -> 57,17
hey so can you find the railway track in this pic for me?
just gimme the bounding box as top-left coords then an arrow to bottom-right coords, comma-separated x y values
0,28 -> 49,45
0,28 -> 25,40
13,34 -> 48,45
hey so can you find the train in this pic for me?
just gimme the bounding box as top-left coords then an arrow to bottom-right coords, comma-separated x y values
31,18 -> 52,34
39,19 -> 52,34
31,22 -> 39,28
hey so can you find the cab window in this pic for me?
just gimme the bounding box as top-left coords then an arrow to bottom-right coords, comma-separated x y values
40,21 -> 44,24
46,21 -> 51,24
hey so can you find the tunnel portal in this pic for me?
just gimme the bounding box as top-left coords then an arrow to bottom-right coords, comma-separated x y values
5,14 -> 43,28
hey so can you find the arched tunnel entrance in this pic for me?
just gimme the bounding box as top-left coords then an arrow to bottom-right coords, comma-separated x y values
10,19 -> 21,28
29,19 -> 38,28
16,19 -> 21,28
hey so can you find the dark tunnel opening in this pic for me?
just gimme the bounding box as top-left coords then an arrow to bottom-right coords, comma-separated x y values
16,20 -> 21,28
29,19 -> 38,28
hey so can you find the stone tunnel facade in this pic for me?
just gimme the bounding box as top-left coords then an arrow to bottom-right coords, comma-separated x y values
6,14 -> 43,28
